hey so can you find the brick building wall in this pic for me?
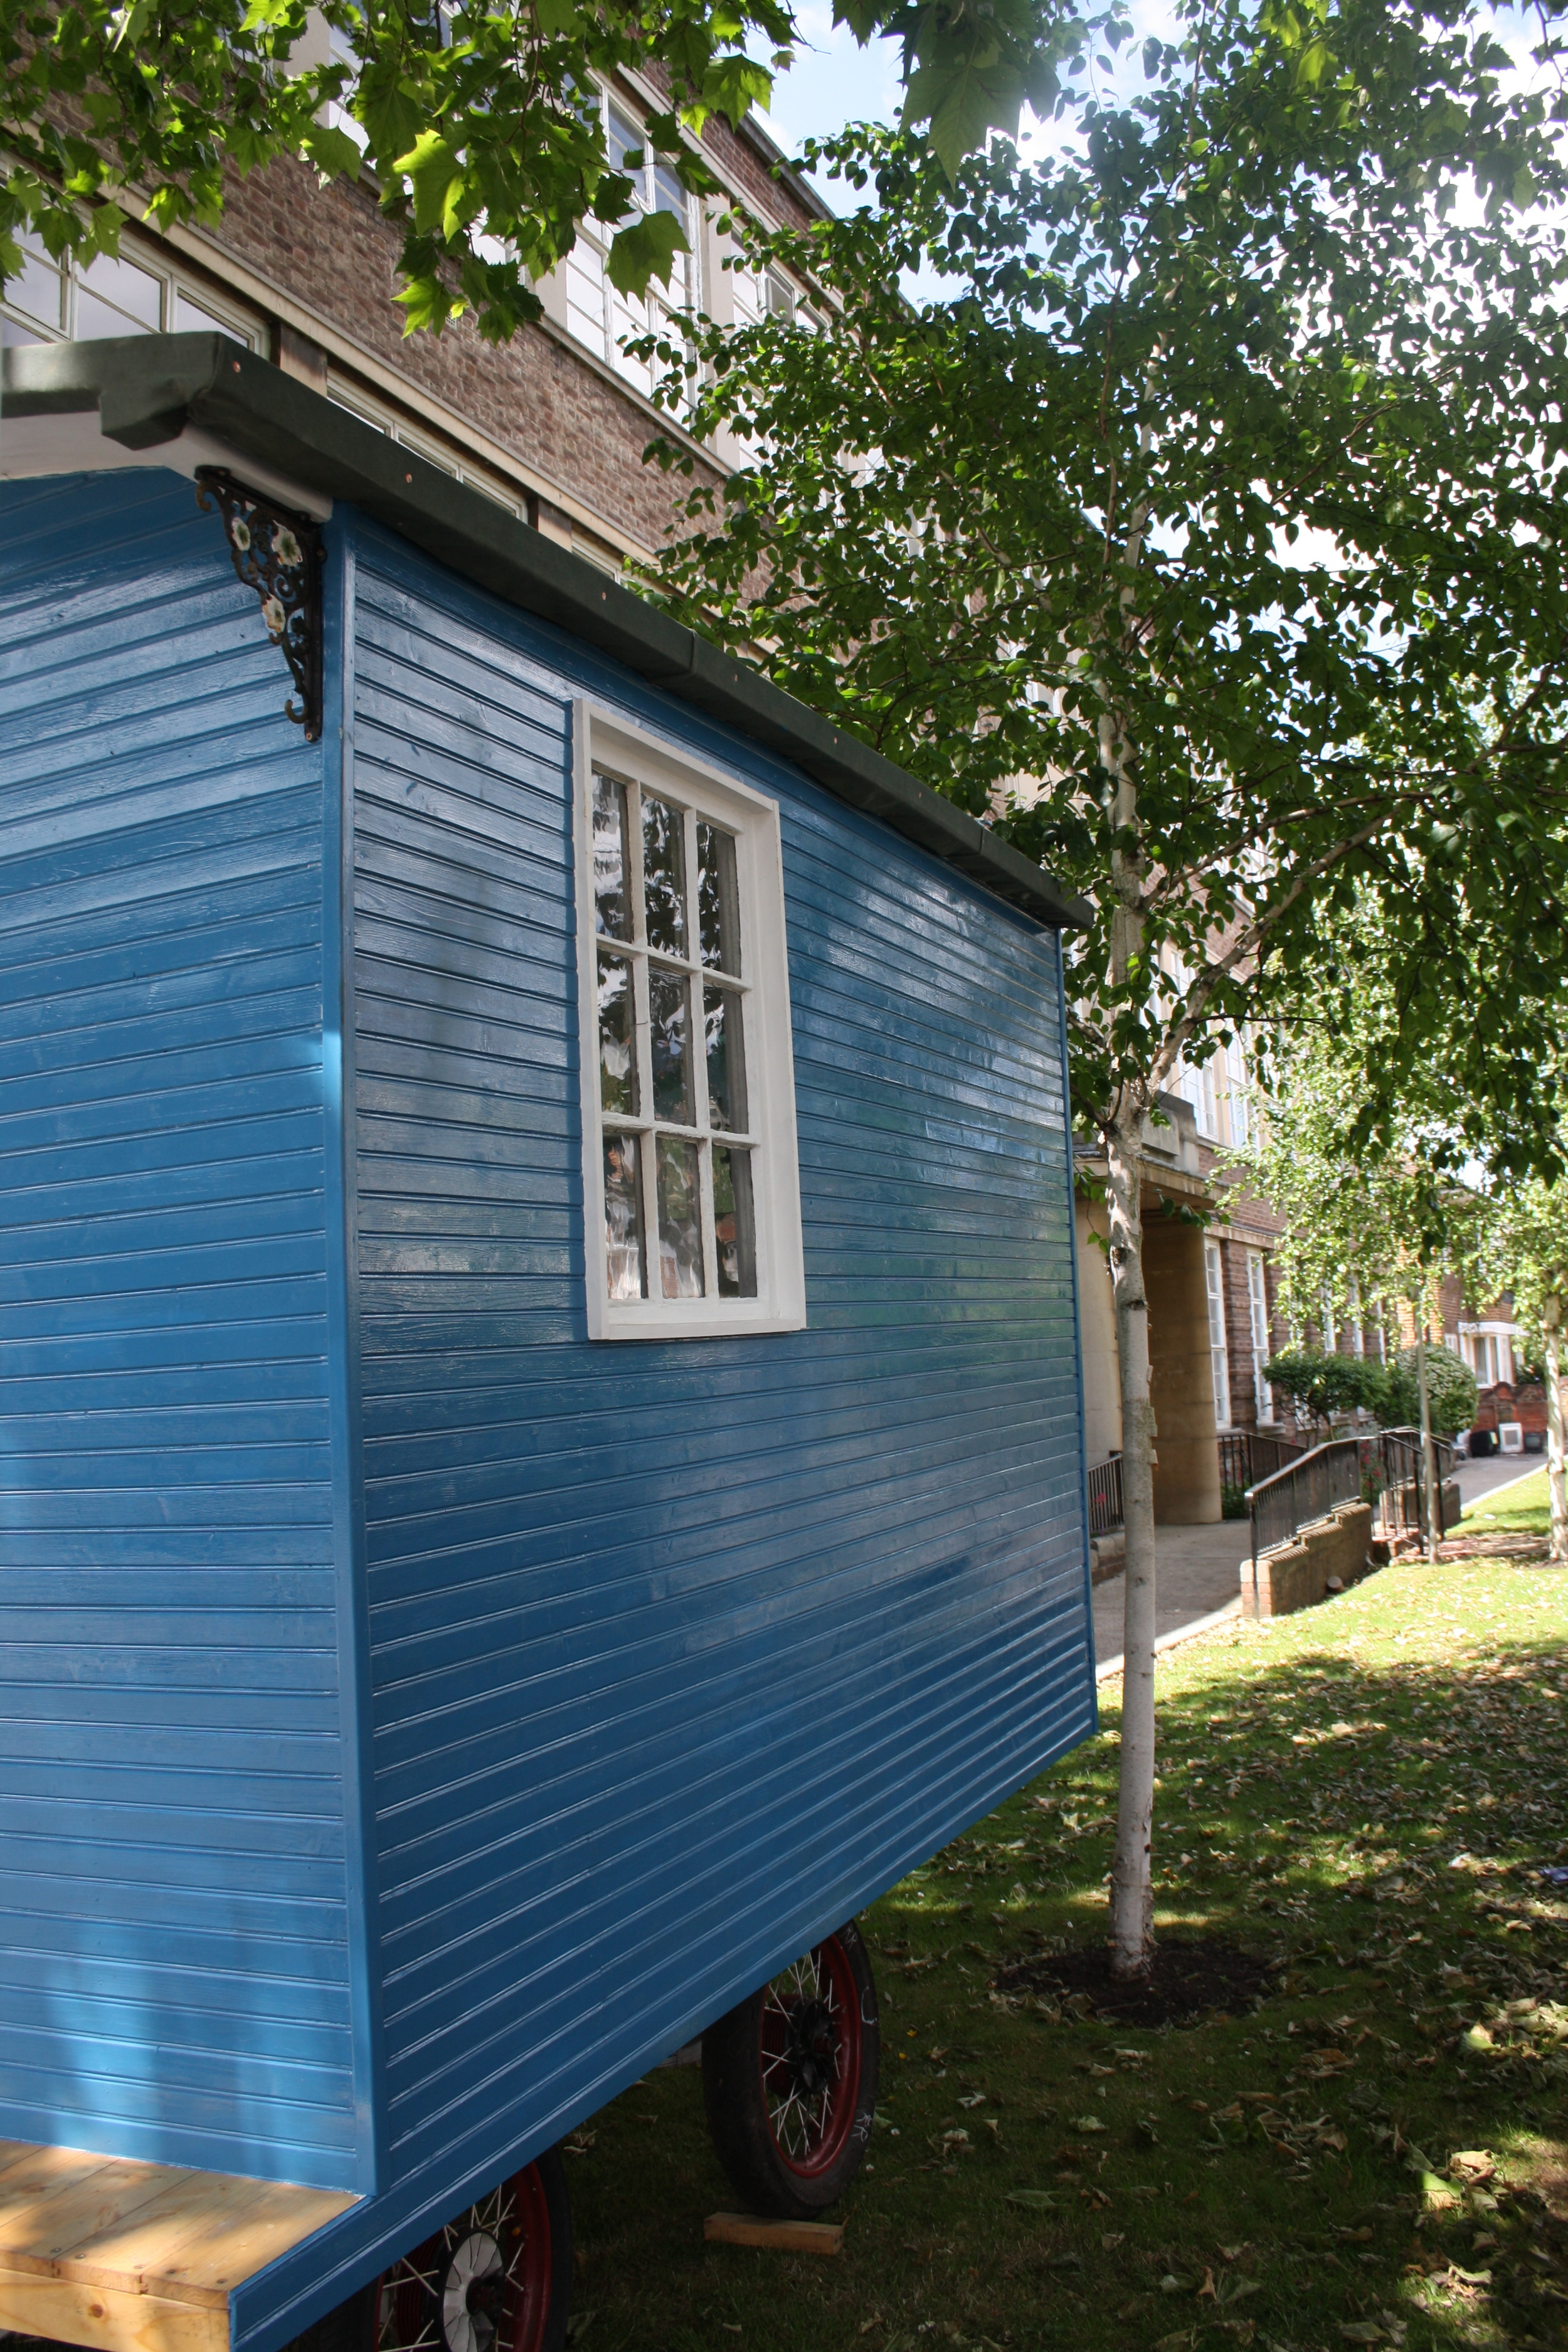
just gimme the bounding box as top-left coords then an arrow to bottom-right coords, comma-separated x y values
8,78 -> 821,569
186,153 -> 717,556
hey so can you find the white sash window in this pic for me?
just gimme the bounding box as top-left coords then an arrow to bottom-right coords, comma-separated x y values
575,707 -> 805,1339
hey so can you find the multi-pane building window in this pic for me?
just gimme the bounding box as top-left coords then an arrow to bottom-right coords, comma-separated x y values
575,709 -> 805,1339
1246,1250 -> 1273,1421
1205,1240 -> 1232,1429
564,102 -> 696,400
1225,1034 -> 1251,1147
1462,1330 -> 1512,1388
1,234 -> 260,351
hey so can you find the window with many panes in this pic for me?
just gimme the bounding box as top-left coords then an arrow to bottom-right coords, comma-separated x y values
1205,1239 -> 1232,1429
1246,1250 -> 1274,1421
575,708 -> 804,1339
563,101 -> 696,401
1,233 -> 260,352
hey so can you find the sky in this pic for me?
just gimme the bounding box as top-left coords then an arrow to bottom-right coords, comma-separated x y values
753,3 -> 908,168
751,0 -> 1549,216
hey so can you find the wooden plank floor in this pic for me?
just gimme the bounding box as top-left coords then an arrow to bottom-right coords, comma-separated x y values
0,2139 -> 358,2352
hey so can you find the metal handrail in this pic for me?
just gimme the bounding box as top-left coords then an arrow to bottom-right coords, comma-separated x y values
1246,1425 -> 1454,1610
1246,1437 -> 1365,1607
1087,1453 -> 1123,1537
1377,1426 -> 1454,1544
1220,1428 -> 1307,1500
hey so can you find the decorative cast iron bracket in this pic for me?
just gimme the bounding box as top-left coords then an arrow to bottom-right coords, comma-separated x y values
196,469 -> 325,741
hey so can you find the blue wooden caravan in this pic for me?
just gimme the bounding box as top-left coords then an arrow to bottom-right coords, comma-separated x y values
0,334 -> 1095,2352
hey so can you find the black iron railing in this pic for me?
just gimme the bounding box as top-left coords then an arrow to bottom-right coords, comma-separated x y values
1375,1427 -> 1454,1542
1246,1426 -> 1455,1606
1219,1428 -> 1306,1499
1247,1438 -> 1365,1594
1086,1452 -> 1123,1537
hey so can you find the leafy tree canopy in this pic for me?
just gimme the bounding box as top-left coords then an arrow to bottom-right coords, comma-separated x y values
1,0 -> 1120,342
643,0 -> 1568,1151
1392,1341 -> 1478,1436
635,0 -> 1568,1974
1263,1343 -> 1476,1434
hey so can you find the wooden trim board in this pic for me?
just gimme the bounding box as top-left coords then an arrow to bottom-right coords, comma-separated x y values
702,2213 -> 843,2254
0,2139 -> 358,2352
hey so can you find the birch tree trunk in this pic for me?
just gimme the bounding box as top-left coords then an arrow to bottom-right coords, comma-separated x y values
1545,1297 -> 1567,1565
1105,1101 -> 1158,1976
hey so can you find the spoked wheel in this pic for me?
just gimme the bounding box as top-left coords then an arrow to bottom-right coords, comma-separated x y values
375,2151 -> 571,2352
702,1919 -> 879,2218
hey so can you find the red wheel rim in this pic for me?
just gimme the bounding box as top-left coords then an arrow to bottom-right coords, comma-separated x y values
756,1935 -> 864,2178
376,2164 -> 553,2352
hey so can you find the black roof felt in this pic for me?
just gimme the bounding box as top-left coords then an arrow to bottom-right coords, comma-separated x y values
3,332 -> 1089,931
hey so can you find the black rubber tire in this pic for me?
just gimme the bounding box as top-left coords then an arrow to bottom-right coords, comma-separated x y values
702,1920 -> 879,2219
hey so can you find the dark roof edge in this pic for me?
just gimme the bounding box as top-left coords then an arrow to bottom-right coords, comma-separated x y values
735,111 -> 838,224
3,334 -> 1090,931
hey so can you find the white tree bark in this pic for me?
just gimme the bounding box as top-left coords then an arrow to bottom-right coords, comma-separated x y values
1545,1298 -> 1567,1565
1104,1103 -> 1157,1976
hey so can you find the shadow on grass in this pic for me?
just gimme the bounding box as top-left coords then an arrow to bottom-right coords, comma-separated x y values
561,1561 -> 1566,2351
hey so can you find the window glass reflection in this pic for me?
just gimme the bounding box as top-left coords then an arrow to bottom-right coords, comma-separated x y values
697,820 -> 741,973
704,985 -> 746,1132
593,772 -> 632,940
642,793 -> 687,955
713,1148 -> 756,1298
597,953 -> 638,1115
656,1138 -> 704,1298
649,967 -> 692,1123
603,1135 -> 645,1301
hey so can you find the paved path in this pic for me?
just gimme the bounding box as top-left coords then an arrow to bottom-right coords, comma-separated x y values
1092,1521 -> 1247,1682
1089,1459 -> 1550,1681
1456,1454 -> 1545,1510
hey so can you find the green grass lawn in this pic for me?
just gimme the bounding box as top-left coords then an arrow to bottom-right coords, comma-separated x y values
1462,1471 -> 1554,1542
566,1550 -> 1567,2352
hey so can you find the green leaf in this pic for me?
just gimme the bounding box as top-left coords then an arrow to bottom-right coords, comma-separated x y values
300,120 -> 364,181
606,206 -> 689,297
396,130 -> 464,238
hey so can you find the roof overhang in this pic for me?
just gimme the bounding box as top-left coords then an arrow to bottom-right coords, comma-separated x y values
3,333 -> 1091,934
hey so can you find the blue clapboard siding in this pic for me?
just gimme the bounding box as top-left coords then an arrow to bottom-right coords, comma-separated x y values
346,518 -> 1091,2217
0,471 -> 359,2188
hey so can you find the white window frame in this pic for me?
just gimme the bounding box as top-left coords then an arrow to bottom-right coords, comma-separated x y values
573,702 -> 805,1340
1224,1034 -> 1251,1147
1205,1239 -> 1232,1429
562,93 -> 698,399
1246,1249 -> 1273,1421
1,228 -> 262,352
1459,1324 -> 1514,1388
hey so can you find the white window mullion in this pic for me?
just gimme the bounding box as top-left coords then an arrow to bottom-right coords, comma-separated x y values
682,805 -> 719,1297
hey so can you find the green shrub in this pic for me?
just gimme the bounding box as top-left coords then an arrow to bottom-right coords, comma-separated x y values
1385,1342 -> 1478,1437
1262,1349 -> 1391,1427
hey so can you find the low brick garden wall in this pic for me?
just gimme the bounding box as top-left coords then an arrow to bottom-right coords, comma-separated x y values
1241,1500 -> 1374,1620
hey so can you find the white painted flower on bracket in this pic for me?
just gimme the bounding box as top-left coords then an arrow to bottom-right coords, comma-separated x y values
272,525 -> 302,568
260,595 -> 287,636
230,516 -> 252,552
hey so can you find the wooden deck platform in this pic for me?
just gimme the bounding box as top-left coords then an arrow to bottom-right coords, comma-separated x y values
0,2140 -> 358,2352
